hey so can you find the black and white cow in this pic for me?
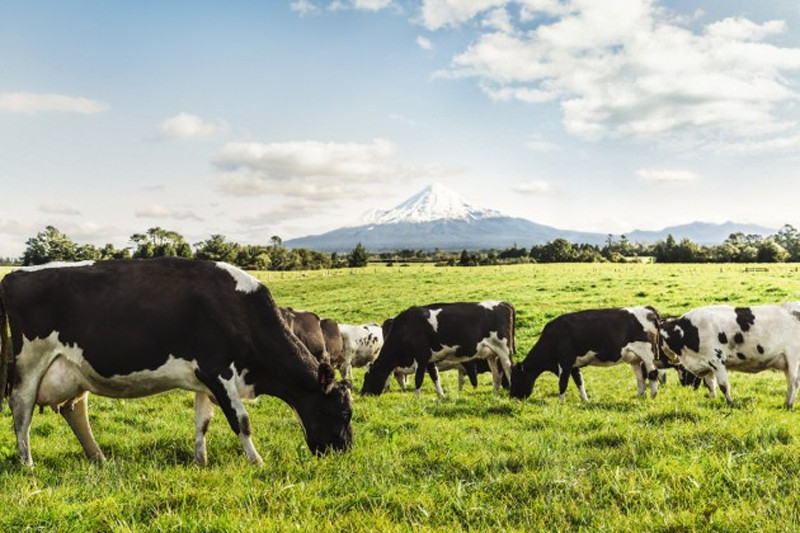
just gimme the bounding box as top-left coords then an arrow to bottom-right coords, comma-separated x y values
338,323 -> 384,379
0,258 -> 353,467
510,307 -> 662,402
659,303 -> 800,408
362,301 -> 516,397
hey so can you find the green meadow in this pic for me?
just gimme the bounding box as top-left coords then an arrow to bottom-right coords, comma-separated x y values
1,263 -> 799,532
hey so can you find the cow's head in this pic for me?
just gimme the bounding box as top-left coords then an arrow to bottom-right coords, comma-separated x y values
299,362 -> 353,454
509,362 -> 536,399
360,362 -> 386,396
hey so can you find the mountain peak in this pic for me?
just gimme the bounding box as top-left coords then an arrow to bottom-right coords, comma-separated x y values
362,183 -> 503,224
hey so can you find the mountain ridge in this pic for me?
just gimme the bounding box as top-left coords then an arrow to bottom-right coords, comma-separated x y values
285,184 -> 776,252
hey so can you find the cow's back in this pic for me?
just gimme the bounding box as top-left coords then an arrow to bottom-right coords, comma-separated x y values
1,258 -> 284,377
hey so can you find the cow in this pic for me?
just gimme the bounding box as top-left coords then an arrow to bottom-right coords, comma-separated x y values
659,303 -> 800,408
510,307 -> 662,402
280,307 -> 328,362
338,323 -> 384,379
320,319 -> 344,371
0,258 -> 353,467
392,358 -> 508,391
362,301 -> 516,397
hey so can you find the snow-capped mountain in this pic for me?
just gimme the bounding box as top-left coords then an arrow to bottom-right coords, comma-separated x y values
286,183 -> 607,251
284,183 -> 776,252
361,183 -> 502,225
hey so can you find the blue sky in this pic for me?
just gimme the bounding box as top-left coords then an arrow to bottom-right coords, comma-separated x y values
2,0 -> 800,256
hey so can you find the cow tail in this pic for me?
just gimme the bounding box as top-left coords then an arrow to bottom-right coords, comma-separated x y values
0,293 -> 9,412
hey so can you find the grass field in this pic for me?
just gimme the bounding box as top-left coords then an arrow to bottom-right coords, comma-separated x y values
1,263 -> 799,532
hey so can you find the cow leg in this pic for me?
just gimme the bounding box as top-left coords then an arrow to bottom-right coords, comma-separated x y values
487,357 -> 504,392
703,373 -> 717,398
496,350 -> 513,383
194,392 -> 214,466
462,361 -> 479,389
195,368 -> 263,465
340,362 -> 351,381
633,363 -> 647,398
712,366 -> 733,405
395,369 -> 408,389
9,385 -> 37,467
557,365 -> 571,403
60,392 -> 105,462
413,362 -> 427,397
427,362 -> 444,398
571,368 -> 589,403
457,367 -> 466,391
783,360 -> 799,408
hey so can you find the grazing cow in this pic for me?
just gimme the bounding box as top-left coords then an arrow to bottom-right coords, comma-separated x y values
280,307 -> 328,362
321,319 -> 344,371
338,323 -> 384,379
0,258 -> 353,467
510,307 -> 662,402
659,303 -> 800,408
362,301 -> 516,397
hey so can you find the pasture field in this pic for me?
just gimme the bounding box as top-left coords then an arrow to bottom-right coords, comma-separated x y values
1,263 -> 799,532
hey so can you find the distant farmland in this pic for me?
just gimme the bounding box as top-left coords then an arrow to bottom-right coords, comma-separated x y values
1,263 -> 799,531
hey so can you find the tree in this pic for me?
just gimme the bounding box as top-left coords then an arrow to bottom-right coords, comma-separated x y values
195,234 -> 239,263
774,225 -> 800,261
22,226 -> 77,265
538,239 -> 576,263
348,242 -> 369,268
756,240 -> 788,263
130,227 -> 192,259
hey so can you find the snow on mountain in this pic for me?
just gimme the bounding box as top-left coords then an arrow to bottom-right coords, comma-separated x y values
361,183 -> 503,225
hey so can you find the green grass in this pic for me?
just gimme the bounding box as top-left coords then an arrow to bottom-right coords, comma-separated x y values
1,263 -> 799,531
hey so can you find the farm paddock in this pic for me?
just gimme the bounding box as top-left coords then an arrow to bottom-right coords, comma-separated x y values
1,263 -> 798,532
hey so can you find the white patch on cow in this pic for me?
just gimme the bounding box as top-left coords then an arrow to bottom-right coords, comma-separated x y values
427,308 -> 443,332
17,260 -> 95,272
474,331 -> 509,359
624,306 -> 658,336
479,300 -> 502,310
215,261 -> 261,293
430,344 -> 460,362
575,350 -> 600,367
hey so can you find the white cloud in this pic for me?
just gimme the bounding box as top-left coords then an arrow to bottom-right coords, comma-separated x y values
420,0 -> 506,30
290,0 -> 319,15
135,205 -> 204,221
481,7 -> 513,33
416,35 -> 434,50
291,0 -> 393,13
159,113 -> 224,141
440,0 -> 800,145
638,169 -> 700,182
353,0 -> 394,11
39,204 -> 81,216
214,138 -> 398,181
511,179 -> 554,194
0,92 -> 108,114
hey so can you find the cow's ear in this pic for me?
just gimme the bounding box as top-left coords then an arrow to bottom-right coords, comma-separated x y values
318,362 -> 336,393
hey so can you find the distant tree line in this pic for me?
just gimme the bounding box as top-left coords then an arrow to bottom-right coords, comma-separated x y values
17,226 -> 369,269
12,224 -> 800,269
